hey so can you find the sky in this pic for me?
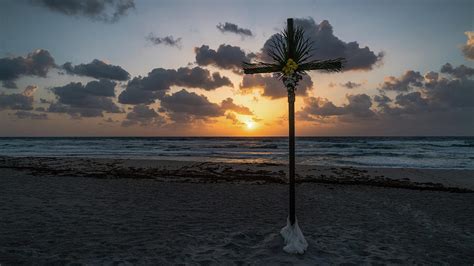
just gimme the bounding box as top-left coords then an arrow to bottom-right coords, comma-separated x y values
0,0 -> 473,136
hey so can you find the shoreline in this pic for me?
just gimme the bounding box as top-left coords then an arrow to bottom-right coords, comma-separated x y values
3,154 -> 474,171
1,155 -> 472,192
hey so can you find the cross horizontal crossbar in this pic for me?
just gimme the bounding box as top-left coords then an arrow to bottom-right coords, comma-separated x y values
242,64 -> 281,74
298,58 -> 345,72
242,57 -> 345,75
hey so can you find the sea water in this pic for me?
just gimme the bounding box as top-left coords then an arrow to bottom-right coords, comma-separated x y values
0,137 -> 473,169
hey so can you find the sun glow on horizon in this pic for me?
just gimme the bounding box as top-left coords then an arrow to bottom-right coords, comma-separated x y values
244,120 -> 255,130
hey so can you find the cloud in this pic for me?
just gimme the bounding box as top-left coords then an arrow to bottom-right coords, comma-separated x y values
341,81 -> 362,89
240,74 -> 313,99
220,98 -> 253,115
118,67 -> 233,105
160,89 -> 224,122
379,70 -> 423,92
300,81 -> 474,135
225,112 -> 244,126
0,49 -> 55,88
424,71 -> 439,82
376,63 -> 474,116
146,33 -> 182,48
194,44 -> 255,72
344,94 -> 376,118
373,94 -> 392,108
62,59 -> 130,81
298,93 -> 375,122
12,111 -> 48,120
39,98 -> 53,104
22,85 -> 37,97
298,97 -> 345,117
216,22 -> 253,37
2,80 -> 18,89
0,85 -> 37,110
48,79 -> 122,117
440,63 -> 474,79
261,18 -> 383,71
423,73 -> 474,109
366,63 -> 474,134
121,104 -> 165,127
393,91 -> 429,114
32,0 -> 135,23
462,31 -> 474,60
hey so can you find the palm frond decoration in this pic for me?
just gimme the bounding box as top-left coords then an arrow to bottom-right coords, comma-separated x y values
243,21 -> 345,81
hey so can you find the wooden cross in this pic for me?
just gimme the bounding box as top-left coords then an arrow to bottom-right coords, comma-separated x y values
243,18 -> 344,226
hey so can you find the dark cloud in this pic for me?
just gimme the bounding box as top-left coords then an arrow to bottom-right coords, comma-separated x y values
393,91 -> 429,114
240,74 -> 313,99
424,74 -> 474,109
373,94 -> 392,108
216,22 -> 253,37
440,63 -> 474,79
32,0 -> 135,23
424,71 -> 439,83
0,85 -> 37,110
12,111 -> 48,120
48,79 -> 122,117
194,44 -> 255,71
2,80 -> 17,89
118,67 -> 233,105
376,64 -> 474,115
160,89 -> 224,122
380,70 -> 423,92
146,33 -> 182,48
40,98 -> 53,104
261,18 -> 383,71
220,98 -> 253,115
0,49 -> 55,88
299,97 -> 345,117
62,59 -> 130,81
462,31 -> 474,60
225,112 -> 244,126
103,117 -> 118,123
367,63 -> 474,134
118,80 -> 158,105
298,93 -> 375,122
341,81 -> 361,89
344,94 -> 376,118
121,104 -> 165,127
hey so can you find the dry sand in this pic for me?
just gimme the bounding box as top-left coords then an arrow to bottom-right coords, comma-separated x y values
0,157 -> 473,264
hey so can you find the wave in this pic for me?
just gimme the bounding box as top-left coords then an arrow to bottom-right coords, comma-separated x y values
249,144 -> 278,149
1,137 -> 473,169
451,143 -> 474,148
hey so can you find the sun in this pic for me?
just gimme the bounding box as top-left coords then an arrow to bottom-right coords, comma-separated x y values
244,120 -> 255,130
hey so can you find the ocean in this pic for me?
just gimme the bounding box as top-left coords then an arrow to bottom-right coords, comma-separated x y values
0,137 -> 473,169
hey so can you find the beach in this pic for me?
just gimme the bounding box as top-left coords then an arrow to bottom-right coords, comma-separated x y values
2,0 -> 474,263
1,156 -> 473,264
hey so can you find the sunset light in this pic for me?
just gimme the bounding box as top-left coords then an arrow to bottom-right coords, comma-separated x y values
0,0 -> 473,264
245,120 -> 255,130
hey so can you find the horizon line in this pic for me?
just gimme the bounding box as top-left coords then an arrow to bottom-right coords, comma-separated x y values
0,135 -> 472,138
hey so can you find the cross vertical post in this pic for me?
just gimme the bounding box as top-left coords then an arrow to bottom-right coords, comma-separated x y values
287,18 -> 296,226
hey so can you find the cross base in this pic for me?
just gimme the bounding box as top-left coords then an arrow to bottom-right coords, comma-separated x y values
280,216 -> 308,254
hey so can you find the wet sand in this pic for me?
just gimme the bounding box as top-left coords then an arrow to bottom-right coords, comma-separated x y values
1,156 -> 473,191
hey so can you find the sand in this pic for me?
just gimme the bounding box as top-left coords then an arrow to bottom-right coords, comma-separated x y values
0,157 -> 473,264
